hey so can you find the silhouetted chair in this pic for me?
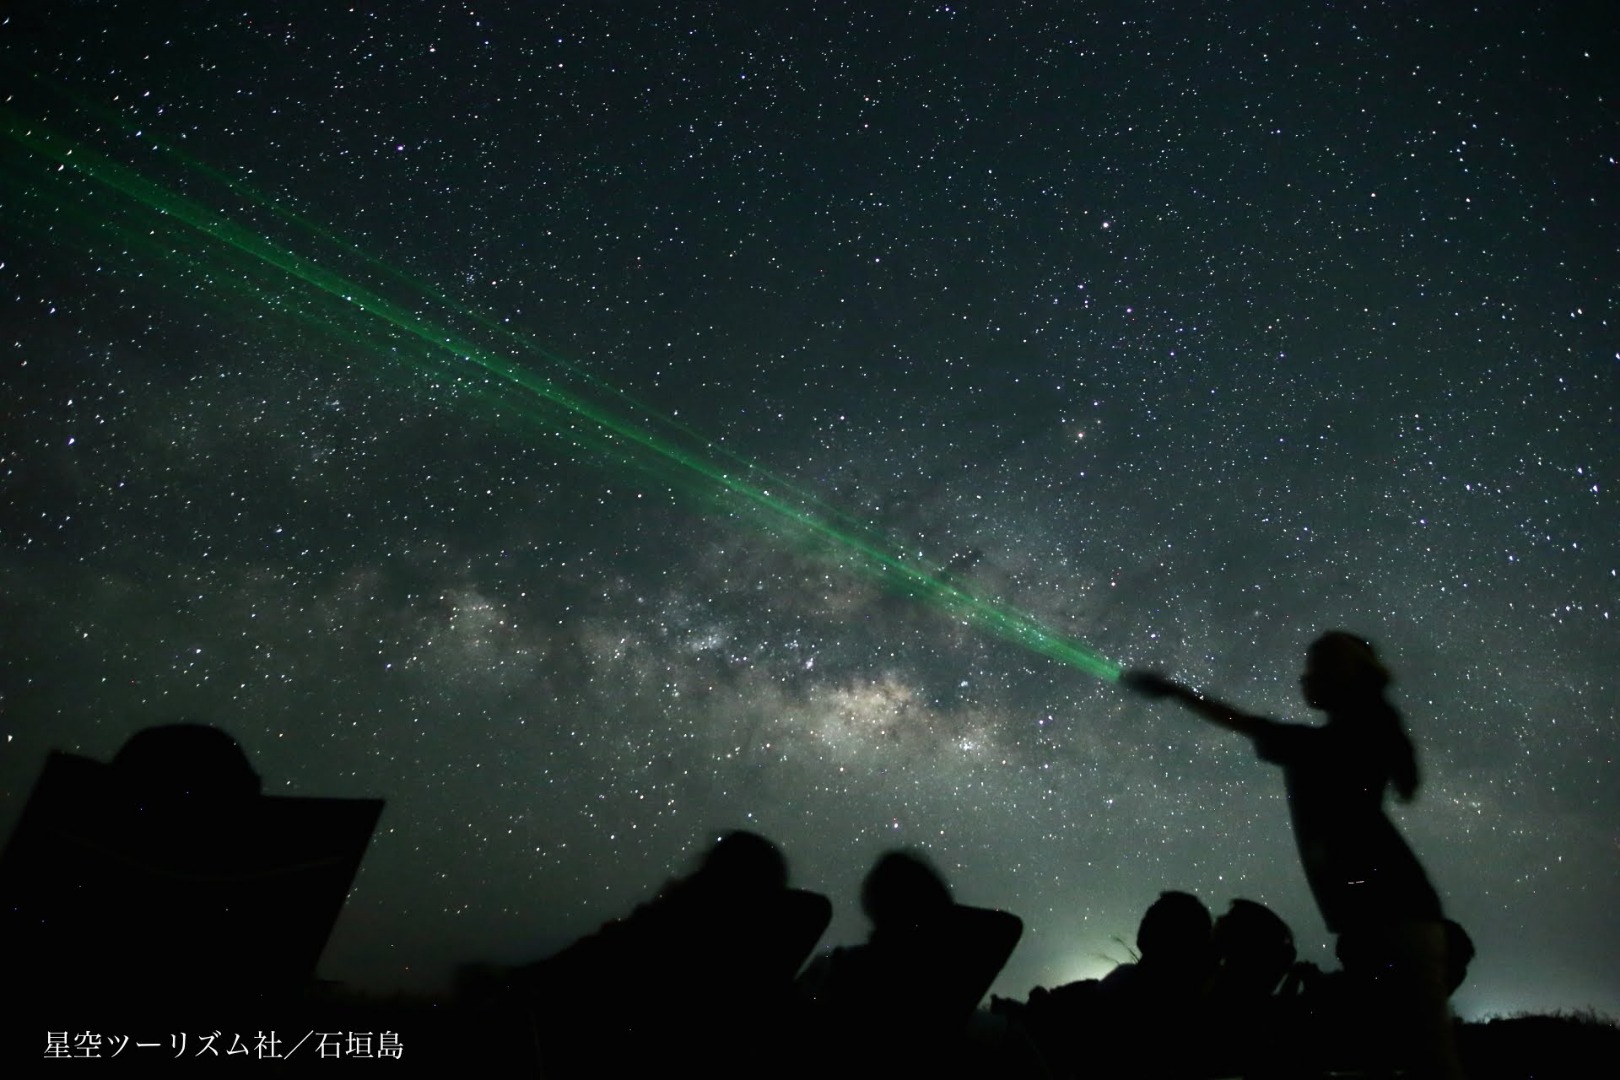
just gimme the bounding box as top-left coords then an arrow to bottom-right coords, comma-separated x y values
0,725 -> 382,1017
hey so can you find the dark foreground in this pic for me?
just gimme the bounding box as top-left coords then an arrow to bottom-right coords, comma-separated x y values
8,996 -> 1617,1078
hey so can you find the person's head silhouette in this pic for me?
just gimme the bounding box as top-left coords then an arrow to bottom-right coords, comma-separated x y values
1300,631 -> 1391,712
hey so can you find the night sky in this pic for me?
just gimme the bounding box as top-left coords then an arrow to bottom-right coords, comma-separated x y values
2,2 -> 1615,1021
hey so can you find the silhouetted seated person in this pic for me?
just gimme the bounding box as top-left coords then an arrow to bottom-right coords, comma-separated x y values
1011,890 -> 1214,1079
1203,898 -> 1298,1076
0,723 -> 381,1020
1099,889 -> 1214,1010
1101,890 -> 1217,1076
798,849 -> 1024,1077
507,830 -> 829,1078
1210,898 -> 1295,1000
101,722 -> 263,799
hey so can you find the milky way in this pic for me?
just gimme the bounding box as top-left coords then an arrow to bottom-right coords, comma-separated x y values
2,2 -> 1615,1020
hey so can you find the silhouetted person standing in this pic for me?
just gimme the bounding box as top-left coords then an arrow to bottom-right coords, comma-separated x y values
1123,632 -> 1465,1079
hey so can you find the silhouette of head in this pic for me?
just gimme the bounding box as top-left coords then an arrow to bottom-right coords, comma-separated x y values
692,829 -> 789,893
110,723 -> 262,800
860,849 -> 952,932
1212,899 -> 1296,996
1137,890 -> 1213,967
1300,631 -> 1391,711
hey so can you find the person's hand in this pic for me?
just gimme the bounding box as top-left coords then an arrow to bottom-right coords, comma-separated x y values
1120,670 -> 1179,698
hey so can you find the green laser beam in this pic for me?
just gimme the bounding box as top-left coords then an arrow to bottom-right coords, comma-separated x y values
20,71 -> 895,546
2,107 -> 1122,682
37,86 -> 923,623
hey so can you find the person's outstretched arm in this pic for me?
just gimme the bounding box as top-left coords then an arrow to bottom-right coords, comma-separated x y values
1120,670 -> 1267,739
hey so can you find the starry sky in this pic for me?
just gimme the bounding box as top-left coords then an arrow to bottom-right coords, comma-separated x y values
2,1 -> 1615,1021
